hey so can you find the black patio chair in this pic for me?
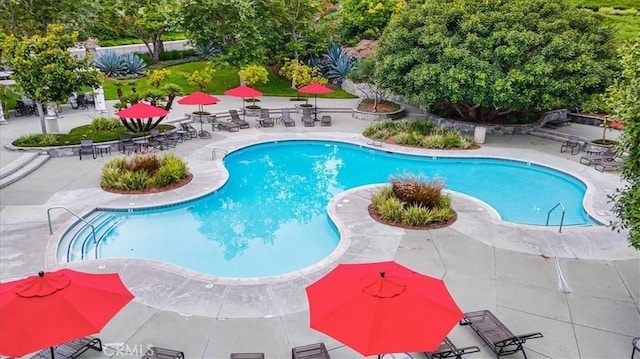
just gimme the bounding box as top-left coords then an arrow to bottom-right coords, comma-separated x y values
30,336 -> 102,359
79,140 -> 96,160
281,108 -> 296,127
258,109 -> 275,127
460,310 -> 543,359
76,94 -> 88,110
119,134 -> 137,154
560,136 -> 581,155
141,346 -> 184,359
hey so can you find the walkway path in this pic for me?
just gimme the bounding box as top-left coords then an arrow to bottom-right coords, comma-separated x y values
0,98 -> 637,359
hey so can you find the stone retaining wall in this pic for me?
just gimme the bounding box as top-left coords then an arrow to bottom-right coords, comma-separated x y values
424,113 -> 539,135
351,106 -> 405,121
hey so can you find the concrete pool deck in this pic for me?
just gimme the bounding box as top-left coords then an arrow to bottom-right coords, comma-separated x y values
0,98 -> 638,358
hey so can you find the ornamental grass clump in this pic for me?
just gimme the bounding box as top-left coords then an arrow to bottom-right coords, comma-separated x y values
101,153 -> 188,191
371,174 -> 454,227
90,117 -> 123,131
363,120 -> 473,149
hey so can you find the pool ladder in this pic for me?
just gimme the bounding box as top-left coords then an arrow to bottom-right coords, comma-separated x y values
212,147 -> 228,160
545,202 -> 566,233
47,206 -> 97,243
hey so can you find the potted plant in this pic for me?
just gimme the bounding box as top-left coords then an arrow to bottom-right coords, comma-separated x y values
592,116 -> 619,148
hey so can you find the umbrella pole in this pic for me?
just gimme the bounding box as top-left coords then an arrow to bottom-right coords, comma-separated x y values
199,104 -> 204,133
51,346 -> 56,358
314,95 -> 318,121
242,98 -> 246,121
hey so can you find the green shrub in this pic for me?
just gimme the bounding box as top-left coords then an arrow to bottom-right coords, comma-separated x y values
421,134 -> 445,148
580,93 -> 611,114
147,57 -> 202,70
376,197 -> 404,222
395,131 -> 422,146
363,121 -> 470,149
458,136 -> 474,149
372,174 -> 454,226
442,131 -> 462,148
430,207 -> 455,221
153,159 -> 187,186
362,119 -> 399,138
90,117 -> 123,131
13,133 -> 58,146
440,195 -> 452,209
406,120 -> 433,135
103,156 -> 127,171
101,153 -> 188,191
402,204 -> 432,226
100,167 -> 123,188
119,170 -> 151,190
371,186 -> 394,207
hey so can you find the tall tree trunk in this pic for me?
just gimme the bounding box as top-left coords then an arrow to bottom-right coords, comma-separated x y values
36,101 -> 47,134
142,40 -> 157,64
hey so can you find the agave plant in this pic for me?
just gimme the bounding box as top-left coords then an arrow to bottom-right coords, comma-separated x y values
307,55 -> 322,69
320,44 -> 356,85
323,44 -> 347,64
93,50 -> 125,77
121,53 -> 147,76
195,43 -> 220,59
324,56 -> 356,85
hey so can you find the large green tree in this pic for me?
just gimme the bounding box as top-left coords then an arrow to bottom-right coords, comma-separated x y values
0,0 -> 78,36
177,0 -> 328,65
340,0 -> 406,39
94,0 -> 176,63
608,38 -> 640,249
373,0 -> 617,122
1,25 -> 103,134
177,0 -> 267,65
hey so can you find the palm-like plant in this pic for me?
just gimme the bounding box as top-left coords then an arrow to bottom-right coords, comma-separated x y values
121,54 -> 147,75
319,44 -> 356,85
93,50 -> 125,77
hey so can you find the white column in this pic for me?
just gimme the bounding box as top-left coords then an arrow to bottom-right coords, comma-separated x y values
0,100 -> 7,125
45,102 -> 59,133
94,86 -> 107,113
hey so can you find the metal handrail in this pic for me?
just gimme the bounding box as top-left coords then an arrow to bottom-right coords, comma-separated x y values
47,206 -> 97,243
545,202 -> 566,233
211,147 -> 228,160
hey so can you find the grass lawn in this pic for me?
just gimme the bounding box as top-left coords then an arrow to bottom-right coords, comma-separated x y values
102,61 -> 356,100
567,0 -> 639,44
568,0 -> 639,9
603,14 -> 640,44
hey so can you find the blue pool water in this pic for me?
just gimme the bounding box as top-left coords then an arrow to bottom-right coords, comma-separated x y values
60,140 -> 594,277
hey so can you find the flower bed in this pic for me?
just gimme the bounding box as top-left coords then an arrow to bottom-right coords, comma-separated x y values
369,174 -> 457,229
101,153 -> 190,193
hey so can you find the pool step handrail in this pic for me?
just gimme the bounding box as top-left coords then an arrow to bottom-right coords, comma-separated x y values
545,202 -> 566,233
47,206 -> 97,244
212,147 -> 228,160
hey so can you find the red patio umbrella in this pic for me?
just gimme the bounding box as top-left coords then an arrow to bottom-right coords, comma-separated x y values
224,85 -> 263,119
0,269 -> 134,358
305,261 -> 463,357
177,91 -> 220,137
115,102 -> 169,119
297,83 -> 334,120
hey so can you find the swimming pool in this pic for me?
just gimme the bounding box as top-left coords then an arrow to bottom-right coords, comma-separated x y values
59,140 -> 594,277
